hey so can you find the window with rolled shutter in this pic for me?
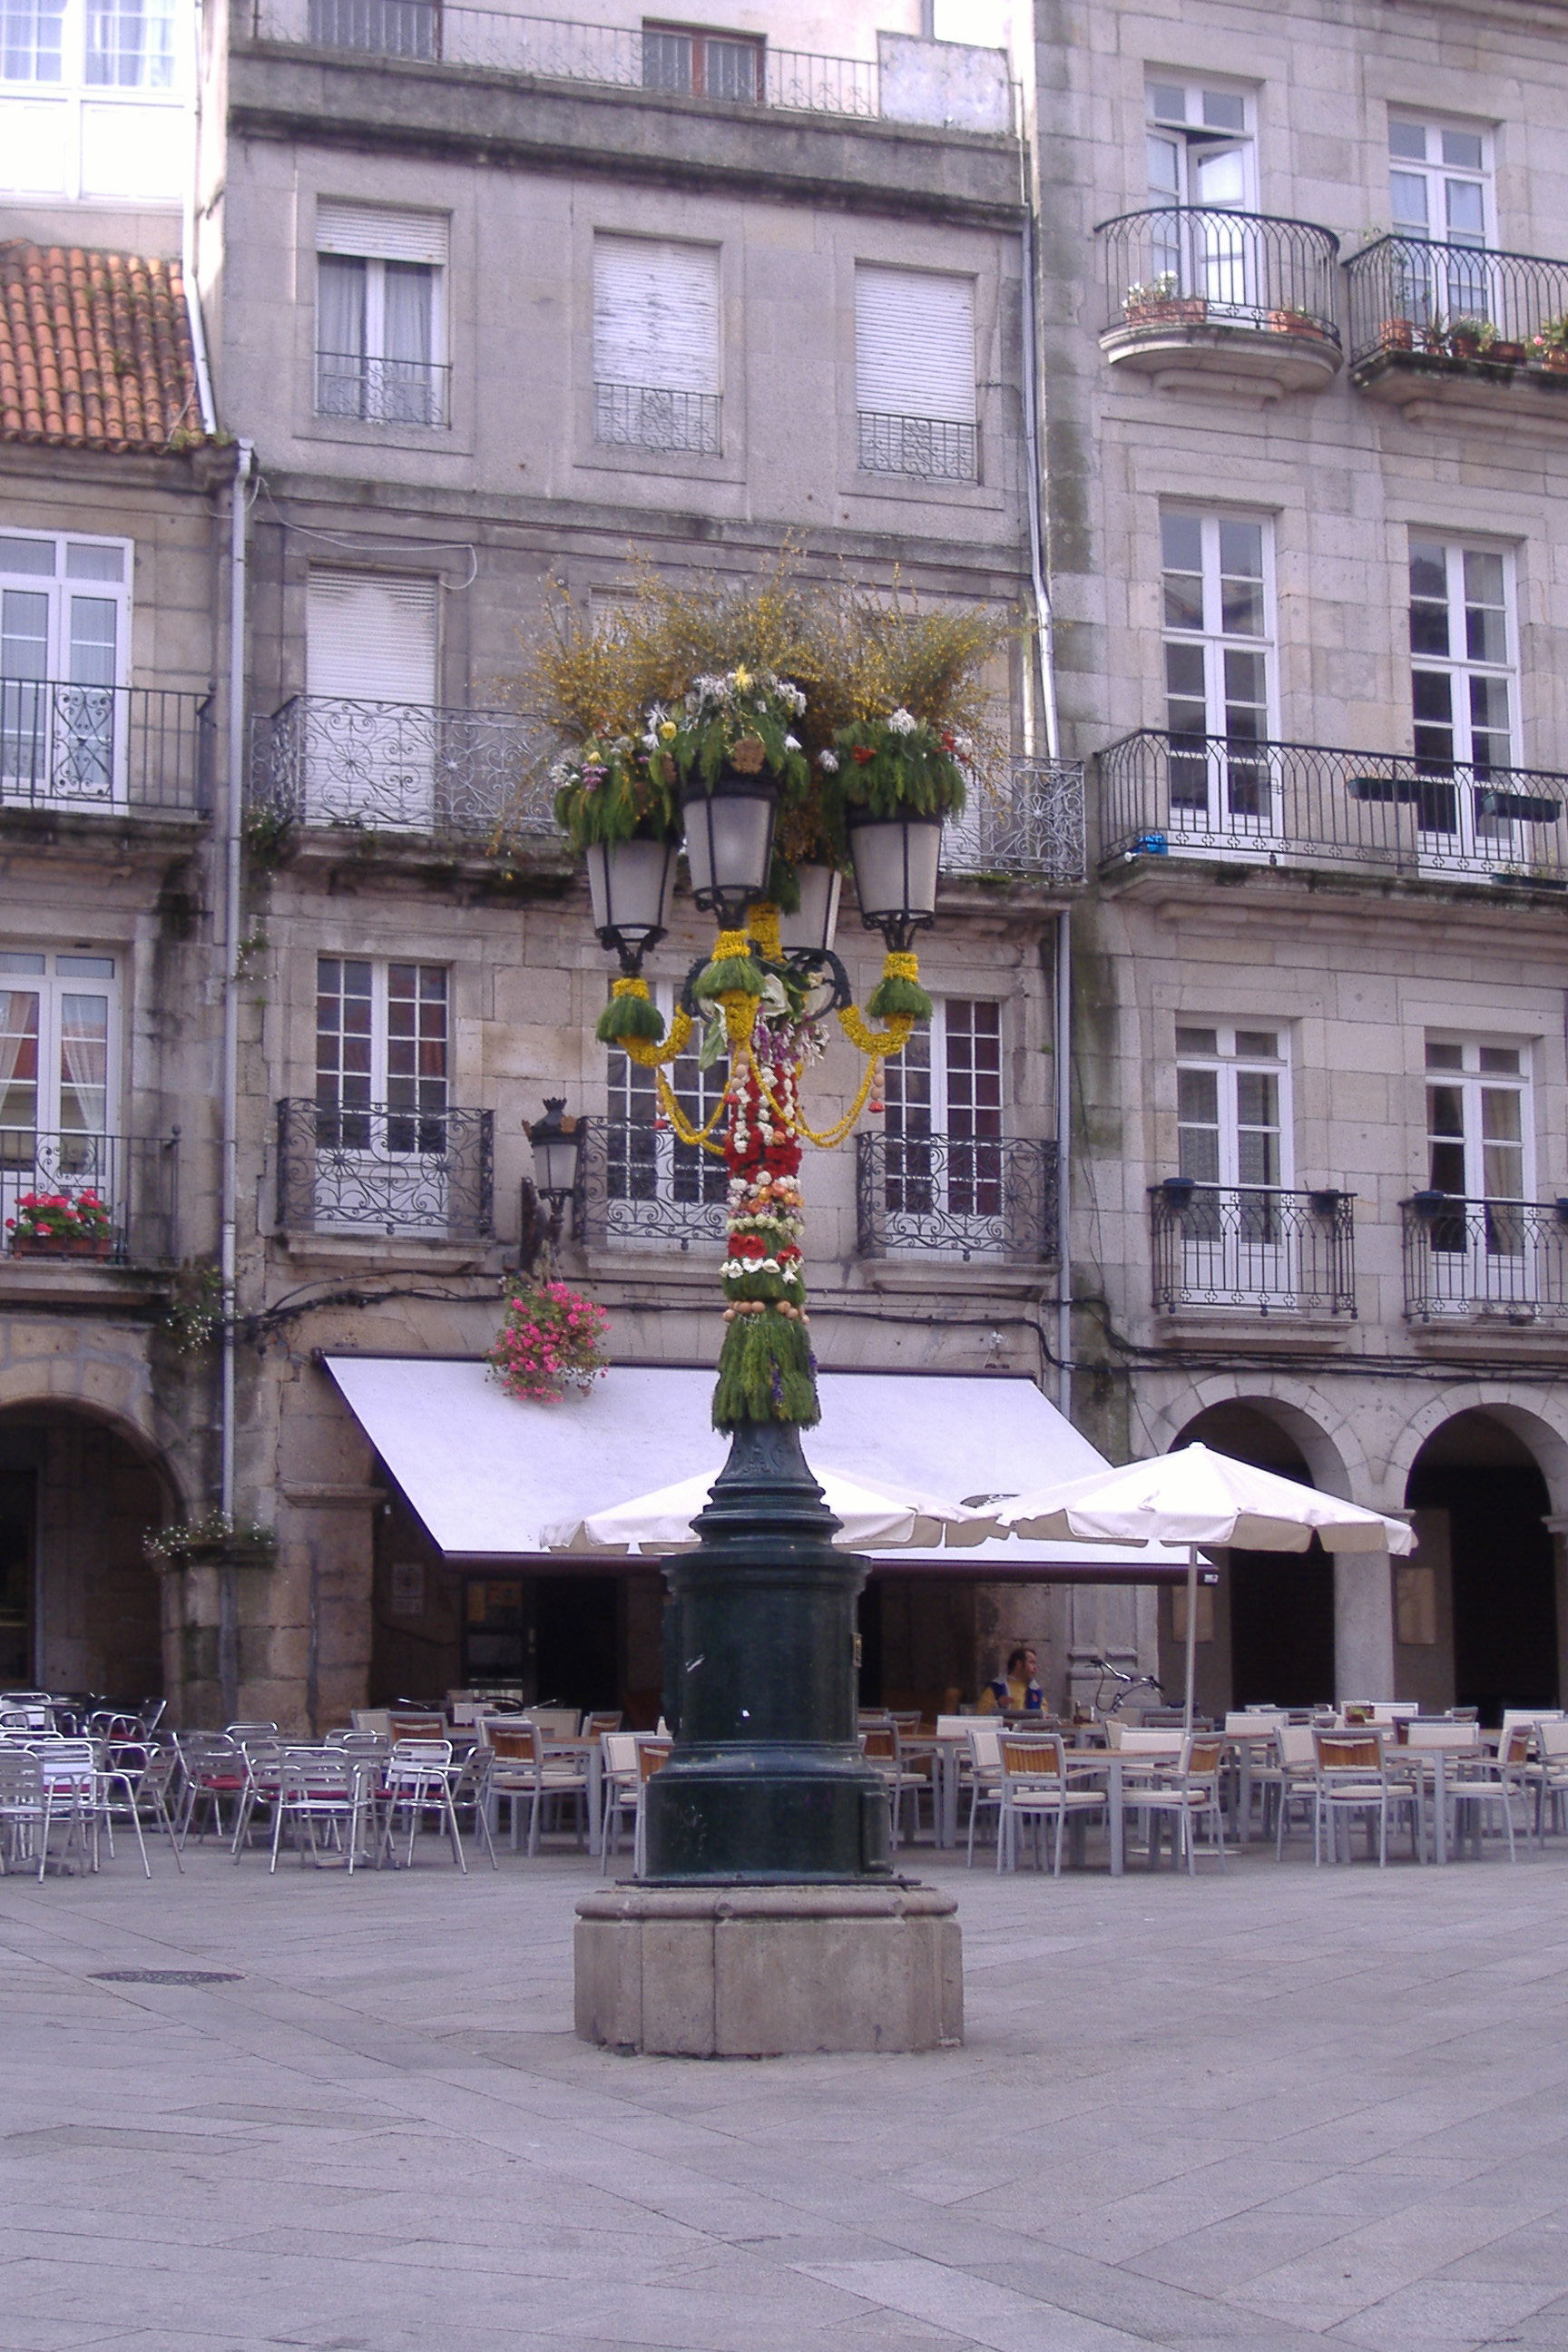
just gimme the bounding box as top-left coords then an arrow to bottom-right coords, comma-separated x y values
593,233 -> 720,455
315,204 -> 448,426
855,265 -> 977,481
304,571 -> 438,825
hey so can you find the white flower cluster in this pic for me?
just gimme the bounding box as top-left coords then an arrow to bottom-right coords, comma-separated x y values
887,707 -> 918,735
817,750 -> 839,773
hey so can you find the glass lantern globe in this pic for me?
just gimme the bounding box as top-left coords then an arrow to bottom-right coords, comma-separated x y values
584,835 -> 678,969
776,863 -> 842,956
681,769 -> 779,926
846,811 -> 943,948
527,1098 -> 583,1203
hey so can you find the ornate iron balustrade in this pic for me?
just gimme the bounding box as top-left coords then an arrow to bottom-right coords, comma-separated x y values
1347,234 -> 1568,373
1402,1194 -> 1568,1322
857,1133 -> 1056,1262
1100,729 -> 1568,882
257,1 -> 881,118
315,350 -> 451,426
1151,1181 -> 1357,1317
593,383 -> 720,455
276,1099 -> 494,1240
857,411 -> 978,481
1,680 -> 211,815
1095,208 -> 1341,341
251,697 -> 555,842
942,760 -> 1085,887
573,1118 -> 727,1252
0,1129 -> 179,1266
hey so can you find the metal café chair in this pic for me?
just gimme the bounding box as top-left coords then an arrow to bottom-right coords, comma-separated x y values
1120,1732 -> 1229,1875
379,1738 -> 466,1871
1312,1729 -> 1419,1866
0,1750 -> 48,1877
269,1747 -> 375,1872
995,1733 -> 1106,1875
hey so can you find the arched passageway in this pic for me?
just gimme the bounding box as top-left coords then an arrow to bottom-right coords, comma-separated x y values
1169,1402 -> 1336,1713
0,1408 -> 171,1702
1404,1411 -> 1557,1720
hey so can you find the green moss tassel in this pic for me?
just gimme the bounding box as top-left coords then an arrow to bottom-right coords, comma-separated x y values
712,1311 -> 820,1429
595,990 -> 666,1044
866,972 -> 934,1021
694,951 -> 765,1001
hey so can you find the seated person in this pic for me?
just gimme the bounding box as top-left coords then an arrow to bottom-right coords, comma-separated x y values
978,1644 -> 1044,1716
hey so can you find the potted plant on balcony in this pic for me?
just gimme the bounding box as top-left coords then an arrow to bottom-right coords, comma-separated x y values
1531,316 -> 1568,372
1446,316 -> 1496,360
1267,305 -> 1324,338
6,1189 -> 115,1259
1378,314 -> 1416,351
1122,272 -> 1207,328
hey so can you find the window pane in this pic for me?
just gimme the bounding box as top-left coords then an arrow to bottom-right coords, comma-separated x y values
1234,1030 -> 1279,1057
1,589 -> 49,679
1200,88 -> 1246,131
1408,542 -> 1447,603
1174,1026 -> 1218,1055
1164,642 -> 1205,698
1388,121 -> 1427,161
1427,1083 -> 1465,1138
1147,132 -> 1181,199
1161,510 -> 1203,576
1217,518 -> 1263,582
0,991 -> 40,1132
1177,1067 -> 1219,1124
68,597 -> 116,686
1426,1040 -> 1464,1069
1,0 -> 64,80
1411,670 -> 1453,727
1162,569 -> 1204,632
1480,1086 -> 1522,1144
1429,1138 -> 1465,1192
1147,82 -> 1185,122
57,995 -> 109,1132
1389,171 -> 1429,230
1479,1046 -> 1520,1075
0,536 -> 54,575
64,542 -> 124,582
1234,1070 -> 1278,1130
1441,128 -> 1484,172
1446,179 -> 1485,241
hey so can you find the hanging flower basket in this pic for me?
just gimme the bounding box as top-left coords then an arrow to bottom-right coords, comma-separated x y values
488,1280 -> 610,1403
143,1513 -> 279,1572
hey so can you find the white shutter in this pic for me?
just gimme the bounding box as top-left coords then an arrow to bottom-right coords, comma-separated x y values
856,266 -> 975,423
593,234 -> 719,392
315,201 -> 448,265
307,571 -> 437,704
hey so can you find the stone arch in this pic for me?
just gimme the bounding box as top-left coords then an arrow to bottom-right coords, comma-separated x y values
1389,1386 -> 1568,1521
1146,1374 -> 1364,1502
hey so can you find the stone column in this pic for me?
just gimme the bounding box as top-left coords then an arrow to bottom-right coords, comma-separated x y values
1334,1544 -> 1396,1705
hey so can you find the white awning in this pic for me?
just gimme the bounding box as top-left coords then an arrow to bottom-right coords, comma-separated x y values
321,1358 -> 1201,1582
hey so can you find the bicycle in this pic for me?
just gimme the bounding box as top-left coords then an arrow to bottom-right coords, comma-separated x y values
1086,1655 -> 1166,1721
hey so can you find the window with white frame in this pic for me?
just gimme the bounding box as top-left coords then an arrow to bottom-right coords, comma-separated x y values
1387,118 -> 1494,328
1171,1023 -> 1293,1295
592,233 -> 720,456
641,18 -> 761,102
1,0 -> 186,202
1420,1036 -> 1533,1286
1146,78 -> 1255,210
315,956 -> 447,1153
603,981 -> 727,1234
1161,507 -> 1273,831
304,568 -> 439,827
1408,539 -> 1524,858
882,996 -> 1004,1224
316,203 -> 448,428
1,529 -> 130,802
856,265 -> 977,482
0,948 -> 119,1234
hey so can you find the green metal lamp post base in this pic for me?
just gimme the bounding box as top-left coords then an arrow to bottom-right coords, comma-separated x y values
643,1420 -> 893,1885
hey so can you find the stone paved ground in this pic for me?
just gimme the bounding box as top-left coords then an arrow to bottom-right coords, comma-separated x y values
2,1838 -> 1566,2352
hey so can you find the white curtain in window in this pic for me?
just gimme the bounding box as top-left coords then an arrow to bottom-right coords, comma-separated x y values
318,253 -> 366,365
58,995 -> 108,1133
0,992 -> 39,1133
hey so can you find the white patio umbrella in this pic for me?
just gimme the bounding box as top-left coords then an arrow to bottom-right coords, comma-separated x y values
988,1443 -> 1416,1728
542,1463 -> 985,1554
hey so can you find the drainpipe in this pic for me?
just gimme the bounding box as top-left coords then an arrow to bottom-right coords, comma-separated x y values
1020,201 -> 1073,1418
219,440 -> 253,1718
180,0 -> 217,437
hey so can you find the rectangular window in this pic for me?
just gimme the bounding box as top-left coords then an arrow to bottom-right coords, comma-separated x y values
1175,1024 -> 1287,1192
84,0 -> 175,86
856,265 -> 977,481
1145,78 -> 1255,301
1420,1036 -> 1533,1289
1167,1023 -> 1298,1305
593,233 -> 720,455
315,956 -> 448,1154
1161,506 -> 1273,833
1408,538 -> 1520,857
882,997 -> 1004,1224
0,948 -> 118,1212
315,201 -> 447,427
1387,117 -> 1493,328
2,0 -> 65,79
642,19 -> 760,103
0,529 -> 130,804
304,568 -> 439,827
599,981 -> 727,1239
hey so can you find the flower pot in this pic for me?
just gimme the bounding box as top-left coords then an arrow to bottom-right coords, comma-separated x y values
1268,309 -> 1318,337
1491,340 -> 1525,366
1540,347 -> 1568,374
1448,332 -> 1485,359
10,1232 -> 114,1259
1125,296 -> 1208,328
1378,317 -> 1415,351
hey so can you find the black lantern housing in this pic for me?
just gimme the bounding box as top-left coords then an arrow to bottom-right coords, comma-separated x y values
777,862 -> 842,957
846,810 -> 943,951
585,835 -> 678,974
681,768 -> 779,927
528,1097 -> 582,1203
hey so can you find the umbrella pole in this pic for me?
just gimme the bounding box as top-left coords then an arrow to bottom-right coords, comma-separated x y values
1183,1548 -> 1199,1733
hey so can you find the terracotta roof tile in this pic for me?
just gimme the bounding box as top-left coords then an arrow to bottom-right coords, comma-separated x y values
0,240 -> 209,455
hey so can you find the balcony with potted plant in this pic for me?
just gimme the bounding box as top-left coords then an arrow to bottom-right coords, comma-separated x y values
1347,234 -> 1568,430
1093,210 -> 1343,402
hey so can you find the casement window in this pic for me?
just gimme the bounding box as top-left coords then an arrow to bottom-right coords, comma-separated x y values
315,957 -> 448,1153
642,19 -> 761,103
1170,1024 -> 1293,1298
1,0 -> 184,203
1146,78 -> 1255,210
0,949 -> 119,1244
856,265 -> 977,482
592,233 -> 720,455
0,529 -> 130,802
1161,507 -> 1273,833
602,982 -> 727,1235
315,202 -> 448,427
304,568 -> 439,825
2,0 -> 174,85
1425,1039 -> 1527,1203
1387,119 -> 1493,327
882,996 -> 1004,1225
1408,539 -> 1525,859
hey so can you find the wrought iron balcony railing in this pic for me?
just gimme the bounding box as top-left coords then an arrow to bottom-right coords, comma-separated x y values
315,350 -> 451,426
1100,729 -> 1568,883
1,680 -> 211,816
1151,1181 -> 1357,1318
857,1132 -> 1057,1263
593,383 -> 720,455
1402,1194 -> 1568,1322
1095,208 -> 1341,342
250,697 -> 555,843
1347,234 -> 1568,375
857,411 -> 978,482
942,760 -> 1086,887
573,1118 -> 727,1251
0,1129 -> 179,1266
276,1100 -> 494,1240
256,1 -> 882,119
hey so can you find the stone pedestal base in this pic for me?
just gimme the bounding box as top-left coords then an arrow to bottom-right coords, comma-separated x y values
574,1882 -> 963,2057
